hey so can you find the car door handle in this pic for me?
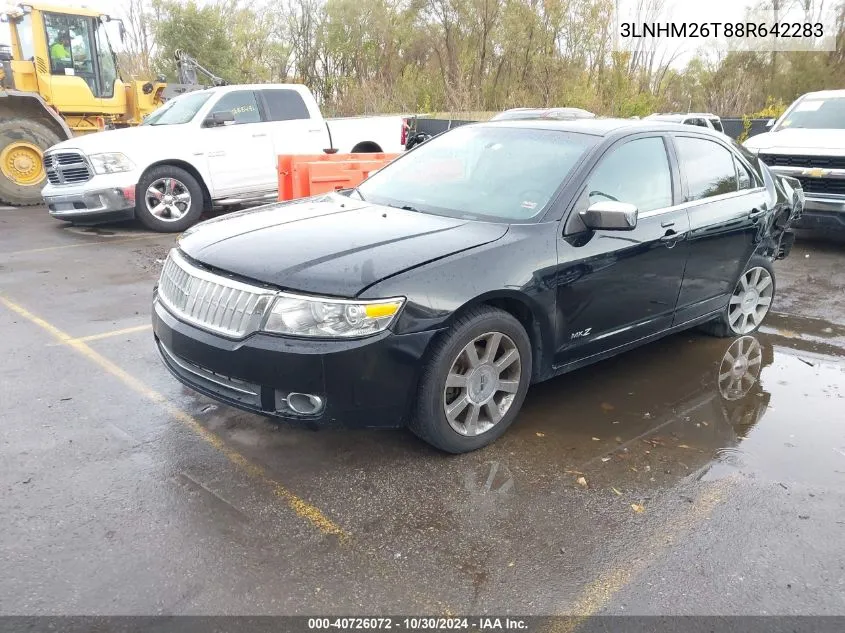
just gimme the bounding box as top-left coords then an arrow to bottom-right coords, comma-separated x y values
660,229 -> 685,247
749,207 -> 767,220
252,133 -> 267,138
308,128 -> 323,133
660,219 -> 675,228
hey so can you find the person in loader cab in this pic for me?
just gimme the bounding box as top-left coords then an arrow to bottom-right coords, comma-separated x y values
49,31 -> 72,72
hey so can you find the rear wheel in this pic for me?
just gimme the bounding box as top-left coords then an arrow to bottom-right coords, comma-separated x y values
135,165 -> 204,232
409,306 -> 532,453
0,119 -> 62,206
705,256 -> 775,337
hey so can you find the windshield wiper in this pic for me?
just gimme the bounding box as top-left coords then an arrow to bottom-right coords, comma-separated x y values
386,203 -> 421,212
350,187 -> 366,201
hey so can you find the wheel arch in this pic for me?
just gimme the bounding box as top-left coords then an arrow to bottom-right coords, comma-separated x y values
452,291 -> 553,383
140,159 -> 212,210
0,92 -> 73,141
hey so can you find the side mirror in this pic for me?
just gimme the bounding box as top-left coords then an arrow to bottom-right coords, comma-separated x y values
765,118 -> 775,128
204,111 -> 235,127
580,201 -> 638,231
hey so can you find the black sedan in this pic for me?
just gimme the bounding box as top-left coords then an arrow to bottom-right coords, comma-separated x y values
152,119 -> 803,453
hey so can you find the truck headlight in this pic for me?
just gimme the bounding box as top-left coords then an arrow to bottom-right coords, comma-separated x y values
263,293 -> 405,338
89,152 -> 135,174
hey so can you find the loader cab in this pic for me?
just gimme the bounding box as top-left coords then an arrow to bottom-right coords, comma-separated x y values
4,5 -> 126,123
42,11 -> 118,99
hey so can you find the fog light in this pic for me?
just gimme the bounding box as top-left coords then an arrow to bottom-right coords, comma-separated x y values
274,391 -> 325,416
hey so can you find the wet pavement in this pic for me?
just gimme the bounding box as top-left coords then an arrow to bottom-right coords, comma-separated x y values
1,208 -> 844,616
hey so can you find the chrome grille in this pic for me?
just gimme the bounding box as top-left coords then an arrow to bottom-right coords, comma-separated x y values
157,249 -> 274,338
759,153 -> 845,170
43,151 -> 92,185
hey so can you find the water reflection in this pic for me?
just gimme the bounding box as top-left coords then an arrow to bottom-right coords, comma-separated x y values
509,333 -> 775,491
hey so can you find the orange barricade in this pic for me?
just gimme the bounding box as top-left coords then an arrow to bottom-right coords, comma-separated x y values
278,152 -> 401,201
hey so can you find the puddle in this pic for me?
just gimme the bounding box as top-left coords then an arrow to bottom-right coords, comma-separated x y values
503,331 -> 844,493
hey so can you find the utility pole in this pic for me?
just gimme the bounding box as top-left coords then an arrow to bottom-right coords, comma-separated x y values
770,0 -> 779,95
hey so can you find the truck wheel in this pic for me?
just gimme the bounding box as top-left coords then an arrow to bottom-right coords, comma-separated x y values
135,166 -> 204,232
0,119 -> 62,207
409,306 -> 532,453
704,256 -> 776,337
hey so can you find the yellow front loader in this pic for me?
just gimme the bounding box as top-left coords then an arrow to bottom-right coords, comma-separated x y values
0,3 -> 169,206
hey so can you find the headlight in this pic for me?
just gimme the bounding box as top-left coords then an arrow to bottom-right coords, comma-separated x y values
89,152 -> 135,174
263,293 -> 405,338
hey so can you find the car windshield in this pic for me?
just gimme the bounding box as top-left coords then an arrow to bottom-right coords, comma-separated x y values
778,97 -> 845,130
356,125 -> 596,222
142,92 -> 212,126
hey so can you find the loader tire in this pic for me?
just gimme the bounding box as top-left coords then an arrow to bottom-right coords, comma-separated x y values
0,119 -> 62,207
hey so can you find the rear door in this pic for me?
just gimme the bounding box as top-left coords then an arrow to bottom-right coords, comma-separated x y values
258,88 -> 328,156
671,134 -> 769,324
203,90 -> 277,196
556,134 -> 691,363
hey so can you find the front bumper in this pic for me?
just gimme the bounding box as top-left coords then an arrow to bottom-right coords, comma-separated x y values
793,195 -> 845,232
43,175 -> 137,223
152,297 -> 439,428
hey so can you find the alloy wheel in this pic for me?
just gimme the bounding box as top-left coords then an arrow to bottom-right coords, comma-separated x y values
145,177 -> 192,221
443,331 -> 522,437
728,267 -> 773,335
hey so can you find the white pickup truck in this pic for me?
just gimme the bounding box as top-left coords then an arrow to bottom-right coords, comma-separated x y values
744,89 -> 845,234
41,84 -> 407,232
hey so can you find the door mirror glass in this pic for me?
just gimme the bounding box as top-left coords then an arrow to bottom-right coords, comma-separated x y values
580,201 -> 638,231
205,111 -> 235,127
765,118 -> 775,128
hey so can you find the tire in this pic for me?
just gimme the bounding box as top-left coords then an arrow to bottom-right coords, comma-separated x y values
135,165 -> 204,232
0,119 -> 63,206
704,256 -> 776,338
409,306 -> 533,453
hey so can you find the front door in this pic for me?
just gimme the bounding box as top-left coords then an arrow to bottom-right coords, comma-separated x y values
203,90 -> 277,197
671,134 -> 769,324
555,135 -> 690,365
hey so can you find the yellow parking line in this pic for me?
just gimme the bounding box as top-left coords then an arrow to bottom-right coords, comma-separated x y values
3,234 -> 162,257
1,295 -> 348,541
73,324 -> 153,343
549,484 -> 727,631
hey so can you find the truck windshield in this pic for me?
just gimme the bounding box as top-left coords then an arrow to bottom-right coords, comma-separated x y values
778,96 -> 845,130
143,92 -> 212,126
356,125 -> 596,222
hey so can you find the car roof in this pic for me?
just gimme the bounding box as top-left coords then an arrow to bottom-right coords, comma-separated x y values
492,107 -> 596,120
647,113 -> 719,120
799,89 -> 845,99
478,117 -> 725,137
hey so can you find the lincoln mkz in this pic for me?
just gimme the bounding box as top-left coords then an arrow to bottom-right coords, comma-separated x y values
152,119 -> 802,452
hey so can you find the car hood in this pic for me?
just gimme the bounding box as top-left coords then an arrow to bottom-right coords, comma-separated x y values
47,124 -> 189,155
745,129 -> 845,154
178,195 -> 510,297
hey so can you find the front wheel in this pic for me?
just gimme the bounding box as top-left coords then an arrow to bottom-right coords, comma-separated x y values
135,165 -> 204,232
410,306 -> 532,453
705,256 -> 776,337
0,119 -> 62,206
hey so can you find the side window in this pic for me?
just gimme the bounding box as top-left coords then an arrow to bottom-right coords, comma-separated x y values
676,137 -> 738,201
684,118 -> 706,128
711,119 -> 724,133
209,91 -> 261,124
262,89 -> 311,121
586,137 -> 672,212
735,157 -> 756,190
15,15 -> 36,61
